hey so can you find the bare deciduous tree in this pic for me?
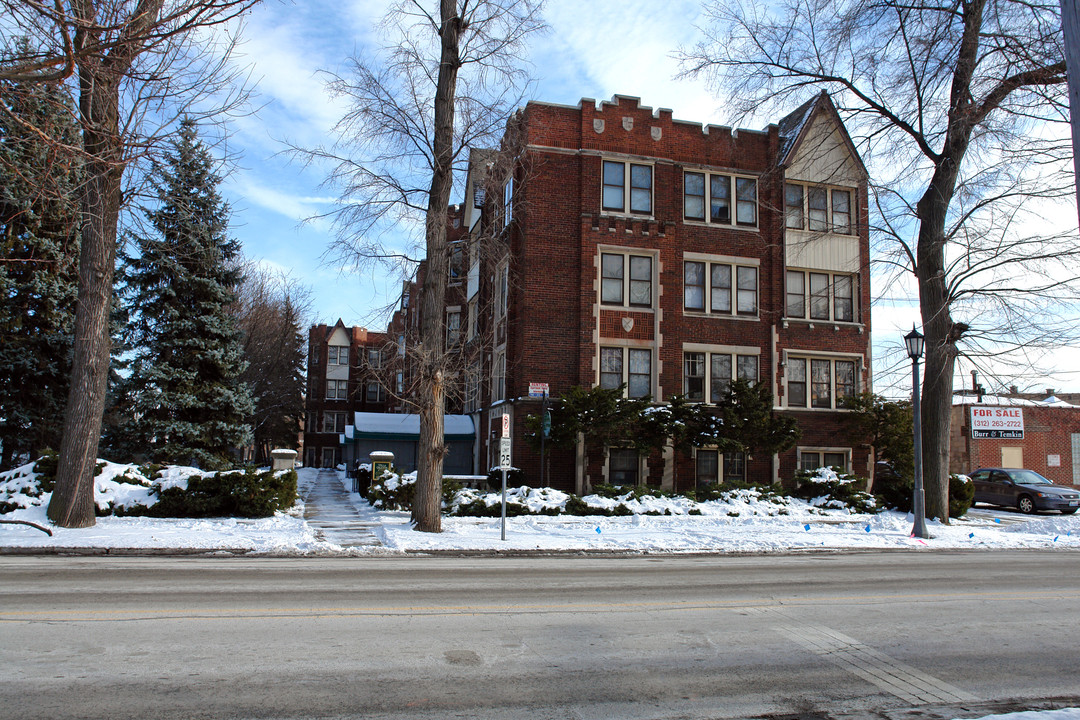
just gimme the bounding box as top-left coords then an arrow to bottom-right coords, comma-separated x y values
1,0 -> 259,527
296,0 -> 544,532
679,0 -> 1073,522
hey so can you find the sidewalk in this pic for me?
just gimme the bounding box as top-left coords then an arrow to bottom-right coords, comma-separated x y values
302,470 -> 382,549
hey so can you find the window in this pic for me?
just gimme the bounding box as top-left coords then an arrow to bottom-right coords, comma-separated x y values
799,449 -> 849,473
396,371 -> 404,395
786,270 -> 857,322
785,183 -> 804,229
495,261 -> 509,319
600,347 -> 652,399
684,351 -> 758,403
603,160 -> 652,214
786,356 -> 858,409
311,346 -> 319,366
367,347 -> 381,367
327,345 -> 348,366
683,260 -> 757,316
602,253 -> 652,307
608,448 -> 639,486
326,379 -> 348,400
366,382 -> 385,403
446,310 -> 461,346
492,348 -> 506,402
467,300 -> 477,341
786,270 -> 805,318
448,242 -> 465,285
784,183 -> 855,234
696,450 -> 719,485
724,452 -> 746,483
321,411 -> 346,434
810,272 -> 830,320
503,175 -> 514,225
684,352 -> 705,401
683,172 -> 757,226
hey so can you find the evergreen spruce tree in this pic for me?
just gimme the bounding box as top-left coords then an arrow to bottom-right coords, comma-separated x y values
122,118 -> 253,468
0,44 -> 81,470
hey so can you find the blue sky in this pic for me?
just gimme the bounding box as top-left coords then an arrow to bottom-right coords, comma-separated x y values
214,0 -> 1077,395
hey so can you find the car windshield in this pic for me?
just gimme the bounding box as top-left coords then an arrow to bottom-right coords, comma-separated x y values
1010,470 -> 1053,485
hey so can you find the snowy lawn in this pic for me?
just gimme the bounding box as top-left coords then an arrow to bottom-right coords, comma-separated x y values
2,465 -> 1079,555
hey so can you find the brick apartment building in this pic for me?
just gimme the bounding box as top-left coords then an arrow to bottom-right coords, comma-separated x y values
418,92 -> 876,493
303,321 -> 399,468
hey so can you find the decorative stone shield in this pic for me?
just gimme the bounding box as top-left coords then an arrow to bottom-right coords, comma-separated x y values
621,317 -> 634,332
651,126 -> 662,141
593,119 -> 605,134
622,116 -> 633,131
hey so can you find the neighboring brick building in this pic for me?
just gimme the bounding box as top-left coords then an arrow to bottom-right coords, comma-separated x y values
303,321 -> 396,468
430,92 -> 876,493
950,396 -> 1080,486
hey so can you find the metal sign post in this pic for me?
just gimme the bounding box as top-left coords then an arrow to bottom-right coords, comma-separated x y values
499,414 -> 512,541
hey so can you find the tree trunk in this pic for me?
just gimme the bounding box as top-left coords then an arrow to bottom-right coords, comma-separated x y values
411,0 -> 462,533
47,71 -> 123,528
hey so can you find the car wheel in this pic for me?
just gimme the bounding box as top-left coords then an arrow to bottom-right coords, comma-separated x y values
1017,495 -> 1035,514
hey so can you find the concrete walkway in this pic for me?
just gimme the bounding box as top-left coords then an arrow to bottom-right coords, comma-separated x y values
302,470 -> 382,548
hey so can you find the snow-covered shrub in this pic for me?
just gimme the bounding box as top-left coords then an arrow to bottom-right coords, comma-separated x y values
790,467 -> 878,513
873,466 -> 973,518
949,474 -> 974,518
366,470 -> 462,511
124,467 -> 297,518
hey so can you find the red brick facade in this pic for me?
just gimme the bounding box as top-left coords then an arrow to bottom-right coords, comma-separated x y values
465,94 -> 875,493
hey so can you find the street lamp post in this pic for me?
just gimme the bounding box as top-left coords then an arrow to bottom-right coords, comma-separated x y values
905,325 -> 930,540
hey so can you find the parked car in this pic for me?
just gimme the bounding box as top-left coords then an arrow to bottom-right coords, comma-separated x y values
968,468 -> 1080,514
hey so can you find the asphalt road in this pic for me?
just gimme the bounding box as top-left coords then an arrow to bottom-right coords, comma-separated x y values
1,551 -> 1079,720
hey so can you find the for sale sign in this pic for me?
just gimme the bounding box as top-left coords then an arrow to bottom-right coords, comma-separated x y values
970,406 -> 1024,439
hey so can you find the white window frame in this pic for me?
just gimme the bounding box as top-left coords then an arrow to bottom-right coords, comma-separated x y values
798,448 -> 851,473
446,308 -> 461,346
682,346 -> 760,403
327,345 -> 348,367
495,260 -> 509,320
601,251 -> 654,308
784,182 -> 855,235
321,411 -> 346,434
786,269 -> 857,323
367,347 -> 382,368
683,170 -> 758,227
326,379 -> 348,400
599,346 -> 653,399
492,347 -> 506,403
448,241 -> 465,286
683,256 -> 759,317
784,354 -> 859,410
602,159 -> 653,216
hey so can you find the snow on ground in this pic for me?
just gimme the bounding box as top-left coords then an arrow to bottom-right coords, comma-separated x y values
2,466 -> 1079,555
964,712 -> 1080,720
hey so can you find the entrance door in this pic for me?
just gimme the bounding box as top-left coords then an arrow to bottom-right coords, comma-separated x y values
1001,447 -> 1023,469
321,447 -> 337,468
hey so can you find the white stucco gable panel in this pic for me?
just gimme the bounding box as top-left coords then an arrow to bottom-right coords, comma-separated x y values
786,232 -> 861,273
785,112 -> 864,186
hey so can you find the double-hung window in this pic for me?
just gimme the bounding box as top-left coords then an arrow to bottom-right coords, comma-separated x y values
682,350 -> 758,402
321,411 -> 346,434
608,448 -> 640,486
366,382 -> 384,403
603,160 -> 652,215
446,310 -> 461,346
326,379 -> 348,400
600,347 -> 652,399
785,356 -> 858,409
799,450 -> 850,473
784,182 -> 855,234
602,253 -> 653,307
786,270 -> 857,322
327,345 -> 348,367
683,172 -> 757,227
448,242 -> 465,285
684,260 -> 757,316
